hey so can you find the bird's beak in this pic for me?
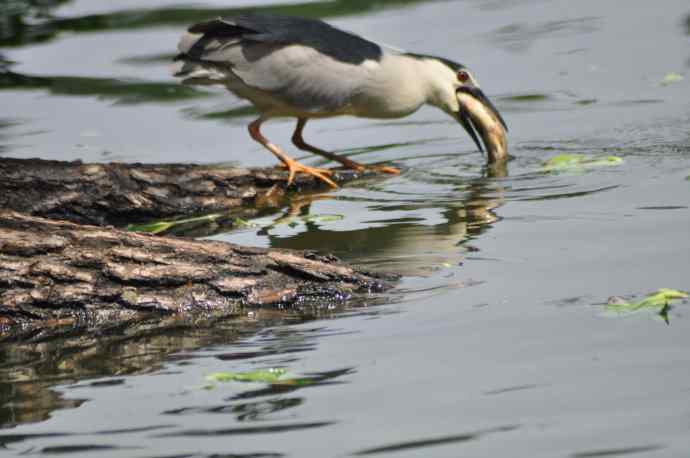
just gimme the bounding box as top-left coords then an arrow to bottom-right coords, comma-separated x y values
455,86 -> 508,163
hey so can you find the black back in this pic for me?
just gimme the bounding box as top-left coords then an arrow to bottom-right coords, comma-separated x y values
187,13 -> 383,65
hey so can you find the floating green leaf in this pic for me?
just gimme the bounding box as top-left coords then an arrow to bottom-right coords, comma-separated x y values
232,217 -> 258,228
659,72 -> 684,86
127,210 -> 338,236
606,288 -> 688,312
202,369 -> 320,390
605,288 -> 688,323
126,213 -> 254,234
301,214 -> 344,224
126,220 -> 175,234
206,368 -> 287,384
542,154 -> 623,173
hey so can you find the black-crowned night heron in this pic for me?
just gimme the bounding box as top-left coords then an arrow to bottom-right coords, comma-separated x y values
174,13 -> 508,188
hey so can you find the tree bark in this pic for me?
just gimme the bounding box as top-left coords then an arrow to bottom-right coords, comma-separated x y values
0,158 -> 373,227
0,210 -> 395,338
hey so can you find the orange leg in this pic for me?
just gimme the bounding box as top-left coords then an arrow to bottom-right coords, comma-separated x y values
249,118 -> 336,188
292,118 -> 400,175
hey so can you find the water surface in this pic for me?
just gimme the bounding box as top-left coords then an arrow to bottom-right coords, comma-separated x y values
1,0 -> 689,457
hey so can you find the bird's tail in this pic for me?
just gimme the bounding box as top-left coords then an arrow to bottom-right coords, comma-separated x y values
172,57 -> 227,85
171,32 -> 229,85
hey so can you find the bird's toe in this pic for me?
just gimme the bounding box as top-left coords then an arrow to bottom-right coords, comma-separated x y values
373,165 -> 400,175
278,160 -> 337,188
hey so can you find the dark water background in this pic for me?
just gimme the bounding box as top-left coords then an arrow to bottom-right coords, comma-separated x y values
1,0 -> 689,456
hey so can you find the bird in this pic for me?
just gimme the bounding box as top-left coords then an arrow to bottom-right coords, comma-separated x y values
174,12 -> 508,188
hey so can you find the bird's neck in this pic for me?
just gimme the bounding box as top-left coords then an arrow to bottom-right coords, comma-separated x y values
404,56 -> 458,111
351,53 -> 455,119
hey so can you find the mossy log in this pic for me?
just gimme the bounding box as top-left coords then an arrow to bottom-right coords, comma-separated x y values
0,158 -> 375,227
0,210 -> 394,338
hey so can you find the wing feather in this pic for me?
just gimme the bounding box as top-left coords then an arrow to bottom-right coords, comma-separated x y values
176,13 -> 383,113
186,13 -> 382,64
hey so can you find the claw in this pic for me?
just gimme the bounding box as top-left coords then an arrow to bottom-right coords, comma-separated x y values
278,159 -> 337,188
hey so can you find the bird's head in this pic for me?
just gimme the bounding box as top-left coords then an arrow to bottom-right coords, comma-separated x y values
414,55 -> 508,162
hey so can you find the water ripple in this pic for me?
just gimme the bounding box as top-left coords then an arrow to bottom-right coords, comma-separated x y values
352,425 -> 519,455
153,421 -> 336,437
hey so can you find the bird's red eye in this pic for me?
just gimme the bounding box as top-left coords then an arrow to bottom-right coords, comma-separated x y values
457,70 -> 469,83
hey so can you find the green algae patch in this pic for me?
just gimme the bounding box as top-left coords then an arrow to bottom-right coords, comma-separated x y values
606,288 -> 688,312
605,288 -> 688,323
127,214 -> 255,234
542,154 -> 623,173
127,212 -> 341,235
127,220 -> 177,234
203,368 -> 320,390
659,72 -> 684,86
206,368 -> 287,385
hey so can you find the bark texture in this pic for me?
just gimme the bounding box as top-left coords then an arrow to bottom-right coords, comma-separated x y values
0,211 -> 394,337
0,158 -> 373,227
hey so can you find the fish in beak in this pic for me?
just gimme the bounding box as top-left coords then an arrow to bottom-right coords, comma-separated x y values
456,86 -> 508,163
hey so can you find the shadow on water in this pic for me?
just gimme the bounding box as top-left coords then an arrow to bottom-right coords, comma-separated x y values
0,321 -> 372,457
569,444 -> 666,458
0,0 -> 443,47
0,312 -> 314,430
0,311 -> 383,433
0,70 -> 210,104
0,0 -> 71,44
153,421 -> 337,438
183,104 -> 260,123
352,425 -> 519,456
163,397 -> 305,421
154,369 -> 356,435
0,118 -> 22,154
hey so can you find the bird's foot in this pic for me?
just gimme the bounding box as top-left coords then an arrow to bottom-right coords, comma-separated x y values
349,164 -> 401,175
277,159 -> 337,188
371,165 -> 400,175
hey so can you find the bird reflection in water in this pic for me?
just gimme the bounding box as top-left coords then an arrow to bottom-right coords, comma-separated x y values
266,161 -> 508,276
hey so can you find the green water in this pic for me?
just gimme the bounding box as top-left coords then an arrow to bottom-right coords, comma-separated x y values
1,0 -> 690,456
